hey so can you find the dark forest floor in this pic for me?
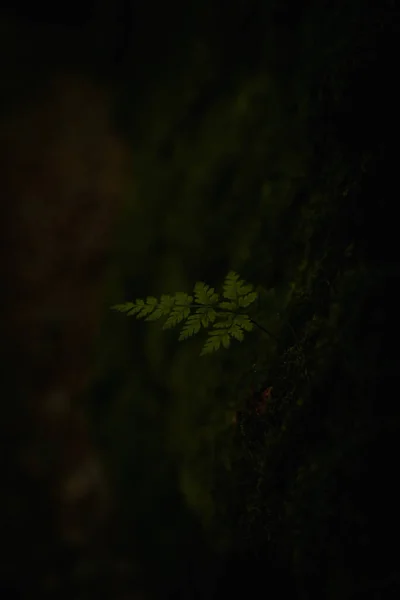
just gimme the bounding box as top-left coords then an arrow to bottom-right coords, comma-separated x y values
209,2 -> 400,599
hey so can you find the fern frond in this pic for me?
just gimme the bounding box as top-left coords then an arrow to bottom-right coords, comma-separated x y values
160,294 -> 177,313
145,294 -> 176,321
178,314 -> 202,340
145,308 -> 164,321
174,292 -> 193,305
130,300 -> 147,316
238,291 -> 258,308
201,329 -> 232,355
134,296 -> 159,319
222,271 -> 240,300
229,324 -> 245,342
214,313 -> 234,328
200,335 -> 221,355
210,329 -> 231,349
232,314 -> 254,332
237,282 -> 254,296
161,293 -> 191,329
163,305 -> 191,329
194,282 -> 219,305
223,270 -> 254,300
196,306 -> 217,328
111,298 -> 160,319
112,271 -> 263,357
218,300 -> 237,311
111,302 -> 136,314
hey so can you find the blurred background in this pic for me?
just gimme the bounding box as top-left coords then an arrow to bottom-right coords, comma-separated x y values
1,2 -> 399,599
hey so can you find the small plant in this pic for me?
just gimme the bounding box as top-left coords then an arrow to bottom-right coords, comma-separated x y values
111,271 -> 276,356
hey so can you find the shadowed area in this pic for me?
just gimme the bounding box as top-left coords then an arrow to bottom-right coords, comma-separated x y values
1,2 -> 399,599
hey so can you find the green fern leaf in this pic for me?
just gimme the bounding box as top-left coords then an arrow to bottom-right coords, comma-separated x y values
229,324 -> 245,342
196,306 -> 217,327
194,282 -> 219,305
214,313 -> 234,328
209,329 -> 231,349
128,299 -> 146,315
178,314 -> 202,340
146,294 -> 176,321
159,294 -> 176,314
238,291 -> 258,308
111,302 -> 136,314
163,306 -> 191,329
223,271 -> 254,300
200,335 -> 221,355
136,296 -> 159,319
112,299 -> 149,317
161,292 -> 193,329
218,300 -> 237,311
145,308 -> 162,321
201,310 -> 216,328
136,306 -> 155,319
174,292 -> 193,306
233,314 -> 254,332
223,271 -> 240,300
237,282 -> 254,296
112,271 -> 261,356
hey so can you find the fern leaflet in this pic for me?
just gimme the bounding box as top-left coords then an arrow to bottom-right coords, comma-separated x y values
223,271 -> 254,300
194,281 -> 219,305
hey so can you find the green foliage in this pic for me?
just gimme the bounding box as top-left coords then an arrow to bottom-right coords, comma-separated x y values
111,271 -> 260,355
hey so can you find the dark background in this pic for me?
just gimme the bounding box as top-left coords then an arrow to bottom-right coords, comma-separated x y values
1,1 -> 399,599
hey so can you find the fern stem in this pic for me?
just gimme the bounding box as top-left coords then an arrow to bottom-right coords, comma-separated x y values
249,318 -> 279,342
176,302 -> 280,342
287,319 -> 299,343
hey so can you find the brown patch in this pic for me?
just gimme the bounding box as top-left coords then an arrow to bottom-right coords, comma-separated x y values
0,73 -> 131,553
